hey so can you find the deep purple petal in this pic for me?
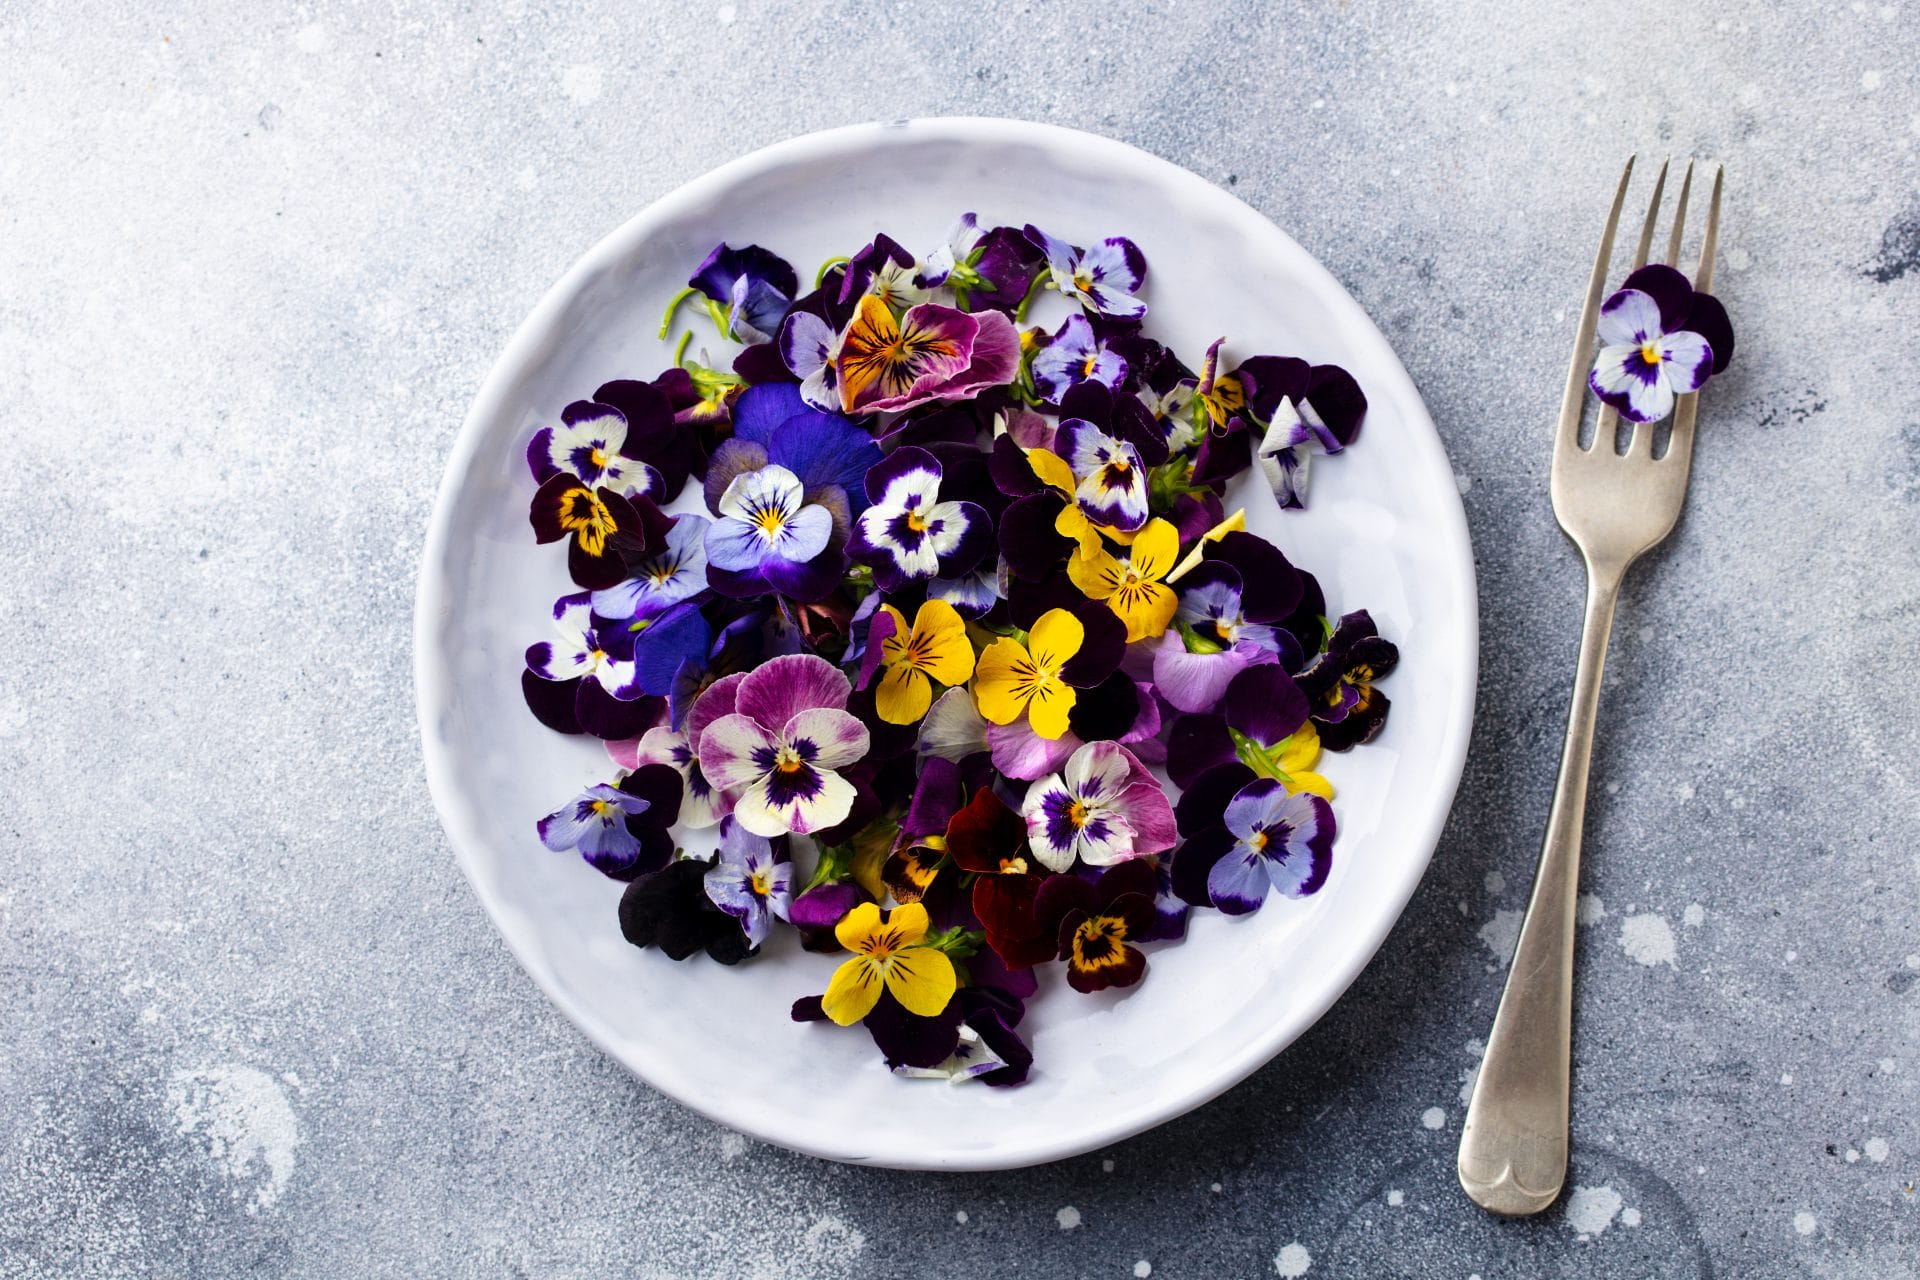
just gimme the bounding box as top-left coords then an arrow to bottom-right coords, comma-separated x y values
1222,666 -> 1309,748
1622,263 -> 1695,334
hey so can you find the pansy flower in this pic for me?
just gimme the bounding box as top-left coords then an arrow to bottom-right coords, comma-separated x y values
1589,263 -> 1733,425
819,901 -> 959,1025
1054,418 -> 1150,532
1068,516 -> 1180,642
698,654 -> 872,837
628,671 -> 745,828
835,296 -> 1021,415
1034,859 -> 1159,993
589,514 -> 709,623
1296,609 -> 1399,750
848,446 -> 992,591
1247,361 -> 1367,510
1023,226 -> 1148,321
1172,777 -> 1334,915
536,782 -> 653,876
688,242 -> 799,345
1030,313 -> 1128,404
591,376 -> 705,502
525,401 -> 665,498
619,857 -> 754,965
704,383 -> 884,538
863,599 -> 977,725
1165,664 -> 1333,801
701,819 -> 793,947
973,607 -> 1084,741
915,212 -> 983,292
836,233 -> 920,308
1021,740 -> 1177,873
526,591 -> 642,701
704,464 -> 839,603
1150,560 -> 1289,715
529,475 -> 670,591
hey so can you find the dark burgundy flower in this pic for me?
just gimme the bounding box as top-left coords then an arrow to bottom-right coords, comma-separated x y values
1036,859 -> 1159,994
529,477 -> 671,590
619,858 -> 754,964
594,377 -> 706,501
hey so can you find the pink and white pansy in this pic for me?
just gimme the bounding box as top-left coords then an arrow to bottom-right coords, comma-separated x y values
697,654 -> 872,837
1020,740 -> 1177,873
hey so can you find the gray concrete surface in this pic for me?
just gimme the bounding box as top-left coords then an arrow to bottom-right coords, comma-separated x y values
3,2 -> 1917,1276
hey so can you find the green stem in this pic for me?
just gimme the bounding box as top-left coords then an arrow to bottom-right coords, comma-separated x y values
657,286 -> 697,340
815,255 -> 850,287
703,297 -> 732,337
673,328 -> 694,366
1013,268 -> 1052,324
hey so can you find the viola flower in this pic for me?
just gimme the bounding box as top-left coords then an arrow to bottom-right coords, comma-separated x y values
917,685 -> 990,762
619,857 -> 754,964
1068,516 -> 1180,642
848,446 -> 992,591
703,382 -> 884,539
893,1022 -> 1014,1083
870,599 -> 977,725
525,592 -> 641,701
819,901 -> 959,1025
630,671 -> 745,828
529,476 -> 668,591
927,563 -> 1000,619
1589,264 -> 1733,424
689,242 -> 799,344
835,295 -> 1021,415
704,464 -> 839,601
1030,313 -> 1128,404
973,607 -> 1083,741
701,819 -> 793,947
836,233 -> 921,308
1055,418 -> 1150,532
1296,609 -> 1399,750
698,654 -> 872,837
1248,361 -> 1367,510
1206,779 -> 1335,914
1034,859 -> 1159,993
525,400 -> 665,498
1022,740 -> 1176,872
589,514 -> 709,622
914,212 -> 984,292
1023,226 -> 1148,321
536,782 -> 653,876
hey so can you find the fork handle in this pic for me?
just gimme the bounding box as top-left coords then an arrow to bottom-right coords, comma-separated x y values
1458,561 -> 1623,1215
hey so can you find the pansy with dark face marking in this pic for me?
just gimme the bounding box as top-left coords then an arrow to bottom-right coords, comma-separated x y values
1068,515 -> 1179,642
1589,263 -> 1733,425
818,901 -> 958,1025
526,591 -> 643,702
698,654 -> 872,837
1297,609 -> 1399,750
529,475 -> 666,590
1030,313 -> 1128,404
1171,776 -> 1334,915
525,400 -> 664,498
536,783 -> 653,876
629,671 -> 745,828
701,818 -> 793,947
1054,418 -> 1150,532
835,296 -> 1022,415
1023,225 -> 1148,321
847,446 -> 992,592
589,513 -> 708,624
703,464 -> 840,602
1034,859 -> 1159,994
1020,739 -> 1176,873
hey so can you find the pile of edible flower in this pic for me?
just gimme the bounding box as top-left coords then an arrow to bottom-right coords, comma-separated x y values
521,217 -> 1399,1085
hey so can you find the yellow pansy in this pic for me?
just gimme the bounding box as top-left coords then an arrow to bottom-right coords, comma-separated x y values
972,607 -> 1082,741
873,599 -> 976,724
1068,517 -> 1180,642
820,901 -> 958,1025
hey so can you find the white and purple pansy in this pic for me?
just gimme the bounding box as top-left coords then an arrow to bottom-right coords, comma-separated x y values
777,310 -> 841,411
688,242 -> 799,345
1202,778 -> 1335,915
590,513 -> 709,623
1020,740 -> 1177,873
536,783 -> 652,875
848,446 -> 992,592
1023,225 -> 1148,321
1588,262 -> 1722,425
632,671 -> 744,829
914,211 -> 983,292
525,400 -> 665,498
525,592 -> 643,700
704,464 -> 837,598
1030,313 -> 1129,404
698,654 -> 872,837
1055,417 -> 1151,532
701,818 -> 793,948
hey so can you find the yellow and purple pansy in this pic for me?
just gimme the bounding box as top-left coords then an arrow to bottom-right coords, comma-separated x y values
834,295 -> 1022,415
1023,225 -> 1148,321
819,901 -> 958,1025
972,607 -> 1084,741
863,599 -> 977,725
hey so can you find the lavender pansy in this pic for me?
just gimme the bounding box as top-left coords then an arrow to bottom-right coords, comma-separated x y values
1195,778 -> 1335,914
1030,313 -> 1128,403
537,783 -> 653,876
689,243 -> 799,344
1023,226 -> 1148,321
590,513 -> 709,622
525,592 -> 642,700
698,654 -> 872,837
701,819 -> 793,947
704,464 -> 842,602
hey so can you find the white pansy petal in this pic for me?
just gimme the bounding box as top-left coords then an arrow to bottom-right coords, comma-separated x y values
1072,806 -> 1137,867
1063,740 -> 1135,806
1658,330 -> 1714,394
918,687 -> 990,760
705,515 -> 771,572
778,501 -> 833,562
1595,287 -> 1664,347
1589,344 -> 1674,424
782,707 -> 870,770
697,712 -> 779,792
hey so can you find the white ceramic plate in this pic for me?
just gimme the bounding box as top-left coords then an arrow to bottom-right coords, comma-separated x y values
416,118 -> 1476,1171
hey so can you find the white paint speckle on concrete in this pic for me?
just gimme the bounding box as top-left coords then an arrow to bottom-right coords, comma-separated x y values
1866,1137 -> 1890,1162
1477,909 -> 1524,965
1683,903 -> 1705,927
1421,1107 -> 1447,1130
1621,913 -> 1677,967
1576,894 -> 1608,926
1621,1206 -> 1642,1227
1056,1206 -> 1081,1230
167,1064 -> 302,1215
1274,1242 -> 1312,1277
560,65 -> 604,104
1483,869 -> 1506,895
1134,1261 -> 1152,1278
1565,1184 -> 1623,1238
1386,1189 -> 1405,1206
954,1210 -> 968,1224
1793,1211 -> 1817,1236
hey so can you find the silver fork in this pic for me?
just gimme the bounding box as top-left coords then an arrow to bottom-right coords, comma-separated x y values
1457,156 -> 1723,1216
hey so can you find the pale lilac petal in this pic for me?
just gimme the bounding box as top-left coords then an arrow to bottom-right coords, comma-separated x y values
1207,847 -> 1270,915
783,706 -> 870,770
697,712 -> 779,792
1590,344 -> 1674,424
1152,632 -> 1255,715
987,718 -> 1080,781
919,687 -> 990,761
1658,329 -> 1714,394
1595,287 -> 1664,347
1223,777 -> 1290,841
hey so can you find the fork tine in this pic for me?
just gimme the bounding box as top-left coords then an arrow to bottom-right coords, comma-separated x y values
1664,161 -> 1694,265
1557,156 -> 1635,450
1664,165 -> 1723,464
1593,157 -> 1667,452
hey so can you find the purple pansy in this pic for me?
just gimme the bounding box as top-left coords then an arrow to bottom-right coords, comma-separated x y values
778,310 -> 841,410
689,243 -> 799,344
698,654 -> 872,837
589,513 -> 709,623
703,383 -> 883,536
525,400 -> 665,498
848,446 -> 993,592
1297,609 -> 1399,750
1020,740 -> 1177,873
1030,313 -> 1129,403
701,819 -> 793,947
526,591 -> 642,700
1179,777 -> 1335,915
1589,264 -> 1733,425
1023,226 -> 1148,321
1055,417 -> 1150,531
704,464 -> 842,603
537,782 -> 652,875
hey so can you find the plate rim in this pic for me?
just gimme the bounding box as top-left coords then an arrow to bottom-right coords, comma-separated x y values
415,115 -> 1479,1170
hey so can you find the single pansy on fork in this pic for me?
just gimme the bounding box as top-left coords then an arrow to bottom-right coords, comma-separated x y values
1587,264 -> 1735,424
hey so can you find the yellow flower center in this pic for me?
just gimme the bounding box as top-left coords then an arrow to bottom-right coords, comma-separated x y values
999,855 -> 1029,874
1066,799 -> 1090,829
749,868 -> 773,897
589,447 -> 608,469
906,509 -> 928,533
1250,830 -> 1269,852
589,799 -> 614,817
1071,268 -> 1094,293
859,924 -> 908,960
754,507 -> 788,537
1082,354 -> 1100,377
773,746 -> 807,775
1639,341 -> 1663,366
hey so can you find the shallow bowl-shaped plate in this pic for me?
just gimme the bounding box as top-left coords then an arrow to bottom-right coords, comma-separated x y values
416,117 -> 1476,1171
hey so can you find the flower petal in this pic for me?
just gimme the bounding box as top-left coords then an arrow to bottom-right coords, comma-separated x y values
784,706 -> 871,770
735,652 -> 852,730
1595,287 -> 1665,347
822,955 -> 886,1025
696,712 -> 779,793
